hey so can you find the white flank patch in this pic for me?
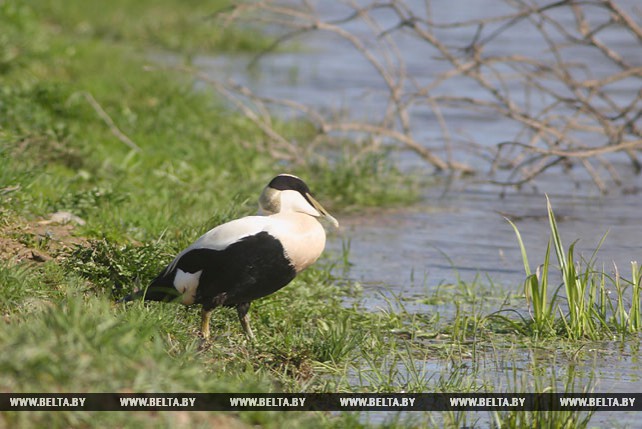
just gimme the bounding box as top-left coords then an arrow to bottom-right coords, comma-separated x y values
174,269 -> 202,305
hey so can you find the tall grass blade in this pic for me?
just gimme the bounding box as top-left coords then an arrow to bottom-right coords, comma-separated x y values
630,261 -> 640,332
506,218 -> 532,277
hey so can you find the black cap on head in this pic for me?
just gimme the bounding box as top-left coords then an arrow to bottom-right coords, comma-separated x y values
268,174 -> 312,196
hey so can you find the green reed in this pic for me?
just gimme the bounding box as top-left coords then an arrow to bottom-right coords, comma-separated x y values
508,196 -> 642,339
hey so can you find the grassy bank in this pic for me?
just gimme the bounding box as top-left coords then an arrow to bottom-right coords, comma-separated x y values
1,1 -> 640,428
0,0 -> 420,427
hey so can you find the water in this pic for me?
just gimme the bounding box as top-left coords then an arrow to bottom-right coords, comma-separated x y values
186,0 -> 642,306
186,0 -> 642,424
333,176 -> 642,312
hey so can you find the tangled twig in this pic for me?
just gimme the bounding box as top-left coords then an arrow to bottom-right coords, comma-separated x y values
208,0 -> 642,191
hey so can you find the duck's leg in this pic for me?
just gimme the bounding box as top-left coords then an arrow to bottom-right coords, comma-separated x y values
200,307 -> 213,341
236,302 -> 255,340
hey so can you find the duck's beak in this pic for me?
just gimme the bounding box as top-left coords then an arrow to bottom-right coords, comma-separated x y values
306,193 -> 339,228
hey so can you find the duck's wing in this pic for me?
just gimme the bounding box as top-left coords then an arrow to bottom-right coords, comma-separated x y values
144,216 -> 296,305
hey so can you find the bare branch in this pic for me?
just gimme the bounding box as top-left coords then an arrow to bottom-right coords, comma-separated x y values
82,92 -> 142,153
212,0 -> 642,189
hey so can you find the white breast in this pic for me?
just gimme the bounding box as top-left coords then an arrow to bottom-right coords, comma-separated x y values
266,212 -> 327,273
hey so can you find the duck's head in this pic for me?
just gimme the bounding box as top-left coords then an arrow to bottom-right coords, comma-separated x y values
259,174 -> 339,228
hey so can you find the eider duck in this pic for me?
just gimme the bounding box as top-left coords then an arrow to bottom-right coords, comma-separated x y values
122,174 -> 338,340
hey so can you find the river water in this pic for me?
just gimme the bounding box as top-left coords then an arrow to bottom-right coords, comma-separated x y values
188,0 -> 642,425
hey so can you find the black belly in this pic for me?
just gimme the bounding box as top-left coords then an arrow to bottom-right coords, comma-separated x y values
147,231 -> 297,308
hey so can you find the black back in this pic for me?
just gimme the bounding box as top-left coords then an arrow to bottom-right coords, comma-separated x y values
145,231 -> 297,310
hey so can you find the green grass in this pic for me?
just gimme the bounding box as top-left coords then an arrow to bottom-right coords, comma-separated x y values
0,290 -> 326,428
1,0 -> 418,232
0,1 -> 637,428
19,0 -> 271,55
490,363 -> 596,429
0,1 -> 423,427
502,196 -> 642,340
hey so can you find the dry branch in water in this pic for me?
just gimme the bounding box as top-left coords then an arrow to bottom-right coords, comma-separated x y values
212,0 -> 642,191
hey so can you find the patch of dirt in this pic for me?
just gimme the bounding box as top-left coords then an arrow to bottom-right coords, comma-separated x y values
0,214 -> 88,264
